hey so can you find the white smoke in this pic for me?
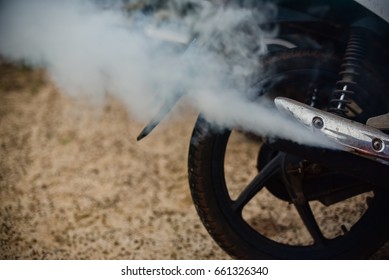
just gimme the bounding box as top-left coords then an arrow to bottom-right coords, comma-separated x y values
0,0 -> 333,147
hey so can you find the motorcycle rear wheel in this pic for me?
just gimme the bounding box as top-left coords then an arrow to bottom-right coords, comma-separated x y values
188,50 -> 389,259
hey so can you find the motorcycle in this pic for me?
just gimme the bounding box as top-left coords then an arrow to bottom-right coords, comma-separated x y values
138,0 -> 389,259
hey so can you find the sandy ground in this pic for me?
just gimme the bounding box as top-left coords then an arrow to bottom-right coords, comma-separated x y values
1,62 -> 389,259
0,62 -> 230,259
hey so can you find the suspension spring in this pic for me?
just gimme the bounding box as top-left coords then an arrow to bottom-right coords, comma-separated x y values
328,28 -> 368,116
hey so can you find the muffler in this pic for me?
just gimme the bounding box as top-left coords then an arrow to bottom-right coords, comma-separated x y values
273,97 -> 389,187
275,97 -> 389,165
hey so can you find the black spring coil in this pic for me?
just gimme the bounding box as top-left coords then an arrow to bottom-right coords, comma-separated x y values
328,28 -> 367,116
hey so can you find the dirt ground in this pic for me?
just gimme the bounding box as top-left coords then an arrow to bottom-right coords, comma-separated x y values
1,62 -> 389,259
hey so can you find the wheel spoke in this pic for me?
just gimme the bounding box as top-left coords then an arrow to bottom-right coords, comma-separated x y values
282,155 -> 327,246
294,201 -> 326,246
232,153 -> 282,214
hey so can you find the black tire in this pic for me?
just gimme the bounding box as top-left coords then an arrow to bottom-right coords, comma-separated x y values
188,50 -> 389,259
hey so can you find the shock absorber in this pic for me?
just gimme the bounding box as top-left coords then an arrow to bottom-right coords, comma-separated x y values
328,28 -> 368,116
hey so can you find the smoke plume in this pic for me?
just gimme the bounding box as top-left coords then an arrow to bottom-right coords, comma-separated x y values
0,0 -> 332,147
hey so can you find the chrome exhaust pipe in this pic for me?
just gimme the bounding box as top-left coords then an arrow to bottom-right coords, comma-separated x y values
275,97 -> 389,165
